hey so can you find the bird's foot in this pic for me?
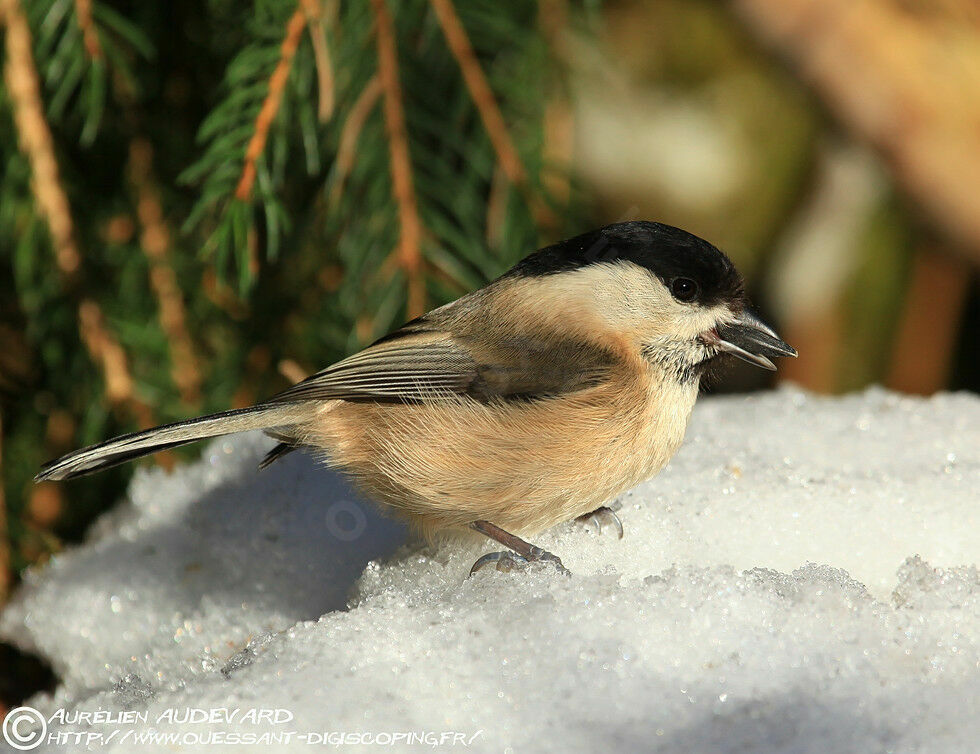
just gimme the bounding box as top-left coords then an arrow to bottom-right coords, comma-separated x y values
576,506 -> 624,539
469,547 -> 569,577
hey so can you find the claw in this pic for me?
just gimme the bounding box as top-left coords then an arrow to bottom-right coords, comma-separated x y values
526,546 -> 571,576
467,519 -> 572,577
468,549 -> 570,578
469,551 -> 528,576
577,506 -> 624,539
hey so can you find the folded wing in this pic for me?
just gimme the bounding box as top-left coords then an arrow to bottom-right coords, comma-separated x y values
264,320 -> 616,404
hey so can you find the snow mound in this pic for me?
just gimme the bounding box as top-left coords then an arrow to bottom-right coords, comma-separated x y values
2,386 -> 978,753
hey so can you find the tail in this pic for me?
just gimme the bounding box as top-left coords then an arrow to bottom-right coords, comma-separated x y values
35,403 -> 314,482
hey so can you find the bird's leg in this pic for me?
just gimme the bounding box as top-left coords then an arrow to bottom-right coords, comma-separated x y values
468,520 -> 570,577
575,506 -> 624,539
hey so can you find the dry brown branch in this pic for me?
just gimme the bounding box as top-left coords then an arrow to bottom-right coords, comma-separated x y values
77,299 -> 164,460
538,1 -> 573,208
129,138 -> 202,405
329,74 -> 381,205
0,410 -> 9,605
230,345 -> 271,409
235,5 -> 308,202
278,358 -> 310,384
732,0 -> 980,262
2,0 -> 145,422
74,0 -> 103,60
2,0 -> 81,277
485,161 -> 508,249
372,0 -> 425,318
429,0 -> 557,229
887,248 -> 971,394
300,0 -> 334,122
430,0 -> 525,185
78,299 -> 135,405
202,269 -> 249,319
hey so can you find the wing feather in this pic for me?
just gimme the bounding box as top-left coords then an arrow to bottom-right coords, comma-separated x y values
263,322 -> 616,405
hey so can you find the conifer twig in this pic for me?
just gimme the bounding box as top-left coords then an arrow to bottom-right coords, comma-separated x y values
371,0 -> 425,318
429,0 -> 556,228
330,74 -> 381,204
74,0 -> 103,60
77,299 -> 134,406
235,5 -> 308,202
278,358 -> 310,384
300,0 -> 334,122
2,0 -> 143,419
129,138 -> 202,405
0,409 -> 9,605
1,0 -> 81,277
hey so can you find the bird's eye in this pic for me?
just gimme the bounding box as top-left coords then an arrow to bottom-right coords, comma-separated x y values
670,277 -> 699,302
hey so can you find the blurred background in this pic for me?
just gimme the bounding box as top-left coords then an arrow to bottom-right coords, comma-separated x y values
0,0 -> 978,701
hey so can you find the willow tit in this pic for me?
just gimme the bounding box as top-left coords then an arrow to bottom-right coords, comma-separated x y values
36,221 -> 796,575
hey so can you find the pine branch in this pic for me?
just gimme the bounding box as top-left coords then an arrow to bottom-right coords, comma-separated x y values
27,0 -> 151,145
2,0 -> 143,420
77,299 -> 133,405
371,0 -> 425,318
2,0 -> 81,278
278,358 -> 309,383
0,409 -> 8,605
301,0 -> 334,122
329,74 -> 381,205
128,138 -> 202,406
235,4 -> 308,202
74,0 -> 103,60
429,0 -> 556,229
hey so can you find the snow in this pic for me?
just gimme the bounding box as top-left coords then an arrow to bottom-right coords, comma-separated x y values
2,386 -> 978,753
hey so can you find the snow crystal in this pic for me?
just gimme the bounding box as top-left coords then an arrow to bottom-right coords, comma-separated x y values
1,386 -> 977,753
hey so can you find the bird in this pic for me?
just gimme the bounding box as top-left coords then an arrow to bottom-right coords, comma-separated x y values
35,221 -> 796,575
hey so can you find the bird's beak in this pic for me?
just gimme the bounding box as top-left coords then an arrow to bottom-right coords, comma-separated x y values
702,310 -> 797,371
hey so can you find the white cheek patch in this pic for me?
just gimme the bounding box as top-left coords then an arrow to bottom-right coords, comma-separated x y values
677,303 -> 733,340
492,262 -> 735,367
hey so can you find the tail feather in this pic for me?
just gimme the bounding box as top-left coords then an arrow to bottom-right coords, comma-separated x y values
258,441 -> 299,470
35,403 -> 313,482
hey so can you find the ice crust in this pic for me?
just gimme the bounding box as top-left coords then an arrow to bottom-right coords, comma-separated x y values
1,387 -> 978,753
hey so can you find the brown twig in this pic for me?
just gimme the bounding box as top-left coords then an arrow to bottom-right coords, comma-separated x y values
2,0 -> 81,277
0,409 -> 9,605
371,0 -> 425,318
235,5 -> 308,202
278,358 -> 310,384
329,75 -> 382,205
2,0 -> 144,420
202,269 -> 249,320
77,299 -> 135,405
73,0 -> 103,60
485,161 -> 508,249
429,0 -> 556,229
129,138 -> 202,406
886,247 -> 971,394
300,0 -> 334,122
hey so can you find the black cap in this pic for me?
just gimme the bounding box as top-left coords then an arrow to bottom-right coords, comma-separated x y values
504,221 -> 744,308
